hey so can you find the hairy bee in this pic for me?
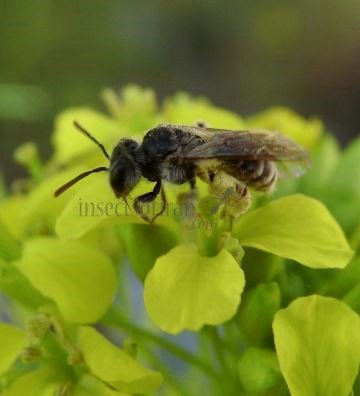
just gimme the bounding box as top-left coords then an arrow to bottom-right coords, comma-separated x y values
55,122 -> 310,223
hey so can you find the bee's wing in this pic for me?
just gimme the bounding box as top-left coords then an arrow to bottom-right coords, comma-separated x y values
158,124 -> 218,141
276,160 -> 310,179
179,129 -> 307,161
176,129 -> 311,178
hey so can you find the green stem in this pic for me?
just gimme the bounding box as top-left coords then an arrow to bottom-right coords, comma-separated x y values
349,223 -> 360,252
41,333 -> 76,381
200,326 -> 240,396
142,345 -> 193,396
101,308 -> 219,380
203,326 -> 228,375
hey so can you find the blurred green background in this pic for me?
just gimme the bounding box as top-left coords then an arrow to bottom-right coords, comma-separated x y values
1,0 -> 359,182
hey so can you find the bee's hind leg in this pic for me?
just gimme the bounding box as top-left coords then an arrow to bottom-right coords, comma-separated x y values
187,177 -> 198,205
189,178 -> 197,197
133,181 -> 167,224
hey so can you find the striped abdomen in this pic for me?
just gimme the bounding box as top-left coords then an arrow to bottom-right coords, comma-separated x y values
221,160 -> 278,192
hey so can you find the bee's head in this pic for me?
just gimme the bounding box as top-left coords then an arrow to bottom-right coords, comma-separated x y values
109,139 -> 141,197
54,122 -> 142,199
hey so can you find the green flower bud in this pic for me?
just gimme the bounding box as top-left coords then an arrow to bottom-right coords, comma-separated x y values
27,313 -> 51,339
13,142 -> 38,165
21,346 -> 42,363
55,382 -> 73,396
13,142 -> 42,179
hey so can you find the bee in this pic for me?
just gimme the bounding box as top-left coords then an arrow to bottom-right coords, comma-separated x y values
55,121 -> 310,223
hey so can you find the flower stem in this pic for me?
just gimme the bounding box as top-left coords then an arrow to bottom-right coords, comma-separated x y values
102,308 -> 220,380
142,345 -> 193,396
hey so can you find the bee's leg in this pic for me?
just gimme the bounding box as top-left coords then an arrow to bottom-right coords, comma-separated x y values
208,171 -> 216,183
188,177 -> 198,204
188,178 -> 198,198
152,186 -> 167,223
133,181 -> 165,224
225,183 -> 252,230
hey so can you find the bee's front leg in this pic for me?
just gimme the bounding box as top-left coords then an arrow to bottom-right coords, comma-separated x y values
133,181 -> 167,224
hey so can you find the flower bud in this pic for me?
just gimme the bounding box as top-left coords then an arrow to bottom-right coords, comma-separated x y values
27,313 -> 51,339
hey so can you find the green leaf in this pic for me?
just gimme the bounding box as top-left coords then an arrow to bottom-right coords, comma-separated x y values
237,282 -> 281,345
238,348 -> 282,393
2,368 -> 61,396
79,227 -> 123,262
51,107 -> 119,164
144,244 -> 245,334
77,326 -> 163,394
273,295 -> 360,396
0,218 -> 20,261
330,136 -> 360,196
326,136 -> 360,233
117,224 -> 178,281
234,194 -> 353,269
163,92 -> 246,129
55,172 -> 126,239
22,166 -> 87,234
0,322 -> 27,375
299,134 -> 340,199
0,257 -> 45,309
246,106 -> 323,148
73,375 -> 130,396
0,195 -> 26,239
15,237 -> 117,324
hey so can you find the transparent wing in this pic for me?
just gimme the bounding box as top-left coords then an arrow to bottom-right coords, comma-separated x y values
179,130 -> 309,162
163,125 -> 311,178
276,159 -> 311,179
175,129 -> 311,178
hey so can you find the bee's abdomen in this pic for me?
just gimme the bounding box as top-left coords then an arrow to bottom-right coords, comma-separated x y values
223,160 -> 278,192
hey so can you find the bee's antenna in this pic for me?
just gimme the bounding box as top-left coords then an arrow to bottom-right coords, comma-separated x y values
73,120 -> 110,160
54,166 -> 108,197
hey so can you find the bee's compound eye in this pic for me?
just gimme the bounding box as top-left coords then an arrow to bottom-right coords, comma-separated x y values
109,157 -> 141,197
